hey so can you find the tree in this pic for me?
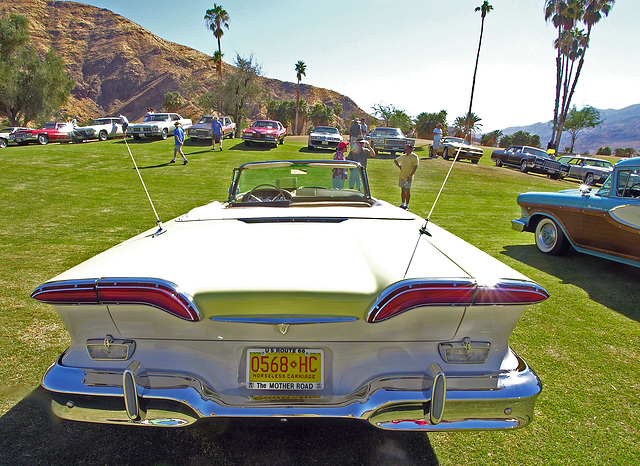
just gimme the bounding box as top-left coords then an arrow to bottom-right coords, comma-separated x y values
163,92 -> 183,112
544,0 -> 614,149
480,129 -> 502,147
466,1 -> 493,143
220,54 -> 262,127
414,111 -> 447,139
204,4 -> 230,79
453,113 -> 482,139
294,61 -> 306,135
372,103 -> 414,135
562,105 -> 603,153
499,131 -> 541,148
266,99 -> 307,130
309,103 -> 336,127
0,14 -> 74,126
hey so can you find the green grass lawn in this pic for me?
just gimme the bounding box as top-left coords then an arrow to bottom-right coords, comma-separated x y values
1,136 -> 638,464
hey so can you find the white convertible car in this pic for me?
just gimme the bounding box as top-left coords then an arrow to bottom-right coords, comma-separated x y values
33,160 -> 545,430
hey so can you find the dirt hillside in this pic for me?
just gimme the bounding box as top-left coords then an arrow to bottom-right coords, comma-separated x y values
0,0 -> 369,127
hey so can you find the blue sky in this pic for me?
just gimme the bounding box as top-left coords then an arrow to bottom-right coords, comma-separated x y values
64,0 -> 639,131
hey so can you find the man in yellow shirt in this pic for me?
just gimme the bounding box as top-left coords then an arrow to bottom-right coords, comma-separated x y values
394,143 -> 419,209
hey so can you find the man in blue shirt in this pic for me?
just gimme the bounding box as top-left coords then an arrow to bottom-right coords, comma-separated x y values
211,116 -> 223,151
170,121 -> 188,165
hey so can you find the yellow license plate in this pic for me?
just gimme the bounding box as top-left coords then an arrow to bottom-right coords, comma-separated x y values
246,348 -> 324,390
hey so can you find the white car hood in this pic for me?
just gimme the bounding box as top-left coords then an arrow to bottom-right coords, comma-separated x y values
53,201 -> 528,303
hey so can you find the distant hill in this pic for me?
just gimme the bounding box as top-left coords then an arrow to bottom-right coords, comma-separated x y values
0,0 -> 369,127
500,104 -> 640,154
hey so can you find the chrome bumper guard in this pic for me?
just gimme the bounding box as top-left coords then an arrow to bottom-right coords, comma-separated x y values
42,352 -> 541,431
511,218 -> 527,232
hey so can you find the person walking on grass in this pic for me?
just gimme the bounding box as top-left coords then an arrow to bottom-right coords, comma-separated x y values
170,121 -> 188,165
394,143 -> 419,210
211,116 -> 223,151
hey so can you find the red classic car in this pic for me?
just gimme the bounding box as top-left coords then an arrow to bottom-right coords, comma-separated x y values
241,120 -> 286,147
14,122 -> 75,145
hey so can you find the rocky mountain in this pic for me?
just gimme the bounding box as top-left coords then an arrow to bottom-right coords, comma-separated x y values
501,104 -> 640,154
0,0 -> 367,127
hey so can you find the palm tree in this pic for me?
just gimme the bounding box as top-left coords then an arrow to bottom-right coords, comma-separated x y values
545,0 -> 614,148
465,1 -> 493,143
454,113 -> 482,139
294,61 -> 307,135
204,4 -> 230,79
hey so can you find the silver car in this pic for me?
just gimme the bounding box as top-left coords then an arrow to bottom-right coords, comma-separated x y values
556,155 -> 614,185
366,127 -> 415,156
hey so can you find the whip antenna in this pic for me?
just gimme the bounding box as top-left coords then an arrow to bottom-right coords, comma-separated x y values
124,138 -> 166,237
403,145 -> 463,278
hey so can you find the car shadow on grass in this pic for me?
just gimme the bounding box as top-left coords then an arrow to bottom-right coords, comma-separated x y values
0,387 -> 439,465
502,244 -> 640,322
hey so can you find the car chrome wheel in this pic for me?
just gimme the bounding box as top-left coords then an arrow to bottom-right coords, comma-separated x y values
584,172 -> 595,185
442,147 -> 449,160
38,134 -> 49,145
0,138 -> 7,149
98,130 -> 108,141
495,159 -> 502,167
535,218 -> 569,255
161,128 -> 168,140
520,160 -> 528,173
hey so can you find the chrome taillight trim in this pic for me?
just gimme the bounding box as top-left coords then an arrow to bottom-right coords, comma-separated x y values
31,277 -> 201,322
367,278 -> 549,323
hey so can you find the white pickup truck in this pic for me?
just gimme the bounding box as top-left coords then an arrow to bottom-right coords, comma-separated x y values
186,116 -> 236,142
129,113 -> 192,140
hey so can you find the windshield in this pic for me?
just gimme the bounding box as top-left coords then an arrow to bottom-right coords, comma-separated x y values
372,128 -> 403,138
229,161 -> 370,206
90,119 -> 111,125
198,117 -> 214,124
313,127 -> 339,135
442,137 -> 466,144
143,114 -> 169,122
252,121 -> 278,129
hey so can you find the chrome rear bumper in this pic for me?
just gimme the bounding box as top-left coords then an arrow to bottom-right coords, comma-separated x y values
42,351 -> 541,431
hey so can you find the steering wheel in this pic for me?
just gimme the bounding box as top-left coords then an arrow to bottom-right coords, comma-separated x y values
244,184 -> 292,202
625,182 -> 640,198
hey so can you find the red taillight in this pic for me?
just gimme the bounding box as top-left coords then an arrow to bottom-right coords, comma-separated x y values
31,278 -> 200,322
30,279 -> 98,304
367,279 -> 549,323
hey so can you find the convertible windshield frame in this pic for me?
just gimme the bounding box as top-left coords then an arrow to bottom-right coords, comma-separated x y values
227,160 -> 372,206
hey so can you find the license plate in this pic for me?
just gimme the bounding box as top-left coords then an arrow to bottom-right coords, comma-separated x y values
246,348 -> 324,390
198,134 -> 205,139
322,140 -> 328,145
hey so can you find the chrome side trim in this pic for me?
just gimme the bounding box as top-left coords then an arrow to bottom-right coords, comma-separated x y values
209,315 -> 359,324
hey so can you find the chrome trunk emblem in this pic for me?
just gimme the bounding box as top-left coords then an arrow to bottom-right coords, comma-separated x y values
277,323 -> 289,335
